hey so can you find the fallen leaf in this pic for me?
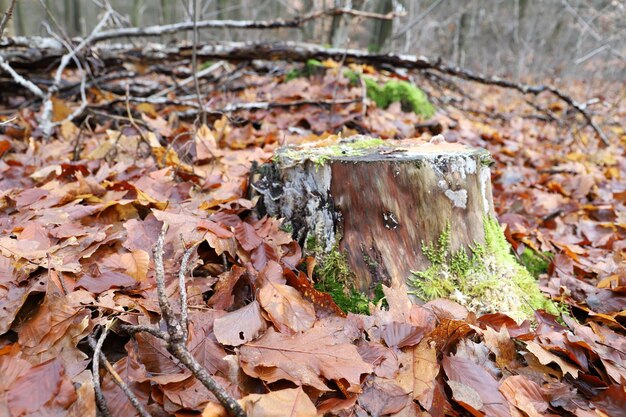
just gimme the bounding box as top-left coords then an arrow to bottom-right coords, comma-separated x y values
240,327 -> 373,391
258,282 -> 315,333
214,300 -> 267,346
238,387 -> 317,417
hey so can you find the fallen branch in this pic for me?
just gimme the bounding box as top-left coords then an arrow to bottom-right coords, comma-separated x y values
0,0 -> 17,38
39,10 -> 113,137
90,7 -> 401,43
91,326 -> 112,417
120,224 -> 245,417
0,38 -> 610,145
87,333 -> 153,417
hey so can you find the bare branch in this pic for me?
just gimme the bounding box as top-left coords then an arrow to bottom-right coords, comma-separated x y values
119,323 -> 170,341
91,327 -> 112,417
87,333 -> 153,417
178,242 -> 199,344
0,0 -> 17,38
40,10 -> 113,137
90,7 -> 402,43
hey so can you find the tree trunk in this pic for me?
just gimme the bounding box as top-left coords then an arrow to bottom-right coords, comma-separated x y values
253,136 -> 495,296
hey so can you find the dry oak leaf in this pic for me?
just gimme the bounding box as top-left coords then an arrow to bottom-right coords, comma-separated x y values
258,282 -> 316,333
239,327 -> 373,392
214,300 -> 267,346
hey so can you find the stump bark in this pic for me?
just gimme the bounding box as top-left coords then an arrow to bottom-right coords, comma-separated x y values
254,135 -> 495,296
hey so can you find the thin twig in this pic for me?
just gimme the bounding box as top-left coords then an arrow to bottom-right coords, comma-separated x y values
92,327 -> 112,417
40,10 -> 113,137
178,242 -> 199,344
145,222 -> 245,417
151,61 -> 224,99
191,0 -> 205,125
87,334 -> 153,417
119,323 -> 170,341
0,0 -> 17,38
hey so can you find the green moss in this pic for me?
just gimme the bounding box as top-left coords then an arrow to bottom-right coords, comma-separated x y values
310,242 -> 385,315
520,248 -> 552,278
200,60 -> 214,70
480,153 -> 494,167
305,234 -> 318,252
279,137 -> 385,166
409,218 -> 559,322
364,77 -> 435,118
285,59 -> 325,81
314,246 -> 370,314
280,222 -> 294,234
343,69 -> 361,86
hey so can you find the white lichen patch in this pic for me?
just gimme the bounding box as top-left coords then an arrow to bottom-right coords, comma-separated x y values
479,167 -> 492,214
444,189 -> 468,208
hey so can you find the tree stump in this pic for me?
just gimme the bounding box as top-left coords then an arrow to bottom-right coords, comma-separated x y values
254,135 -> 553,320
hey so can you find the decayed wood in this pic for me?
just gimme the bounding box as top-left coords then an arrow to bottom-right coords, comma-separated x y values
254,136 -> 495,294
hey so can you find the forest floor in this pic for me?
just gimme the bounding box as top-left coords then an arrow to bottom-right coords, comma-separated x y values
0,59 -> 625,416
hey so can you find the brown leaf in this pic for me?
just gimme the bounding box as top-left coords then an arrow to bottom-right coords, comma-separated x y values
6,358 -> 77,416
395,338 -> 439,409
258,282 -> 315,333
442,355 -> 511,417
119,250 -> 150,281
447,380 -> 483,416
358,377 -> 409,416
240,327 -> 373,391
499,376 -> 548,417
102,354 -> 150,417
525,341 -> 580,378
234,221 -> 263,252
238,387 -> 317,417
381,321 -> 427,348
214,300 -> 267,346
283,268 -> 345,317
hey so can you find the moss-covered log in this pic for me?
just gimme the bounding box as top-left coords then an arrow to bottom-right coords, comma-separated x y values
254,135 -> 555,320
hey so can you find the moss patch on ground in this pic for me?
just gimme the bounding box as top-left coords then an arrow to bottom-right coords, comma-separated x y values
285,59 -> 325,81
409,218 -> 559,322
520,247 -> 552,278
363,77 -> 435,118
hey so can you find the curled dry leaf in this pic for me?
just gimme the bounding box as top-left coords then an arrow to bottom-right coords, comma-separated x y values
525,341 -> 580,378
395,338 -> 439,410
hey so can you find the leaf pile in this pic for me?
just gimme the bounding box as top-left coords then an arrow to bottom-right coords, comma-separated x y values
0,60 -> 625,416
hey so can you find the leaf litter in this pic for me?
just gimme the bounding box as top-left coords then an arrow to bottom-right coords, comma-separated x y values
0,60 -> 625,416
